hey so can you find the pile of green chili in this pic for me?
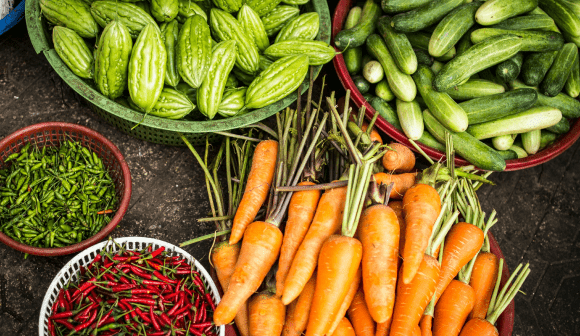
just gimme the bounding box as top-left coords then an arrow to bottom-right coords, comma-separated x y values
0,140 -> 119,248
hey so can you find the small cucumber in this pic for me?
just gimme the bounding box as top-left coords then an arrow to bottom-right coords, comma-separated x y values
345,6 -> 362,29
334,0 -> 381,51
390,0 -> 464,33
541,43 -> 578,97
521,51 -> 558,86
414,48 -> 434,66
424,110 -> 506,171
363,93 -> 374,102
475,0 -> 538,26
497,149 -> 518,160
431,60 -> 444,74
509,144 -> 528,158
366,34 -> 417,102
396,99 -> 424,140
363,60 -> 384,83
376,16 -> 417,75
545,116 -> 570,133
539,0 -> 580,38
522,129 -> 541,154
375,79 -> 395,101
344,7 -> 364,75
406,32 -> 457,61
470,29 -> 565,52
352,75 -> 371,94
434,34 -> 523,92
370,96 -> 401,129
446,79 -> 506,100
492,134 -> 516,151
496,52 -> 524,82
429,1 -> 482,58
381,0 -> 431,14
565,50 -> 580,97
490,14 -> 556,31
512,79 -> 580,118
413,65 -> 469,132
466,106 -> 562,139
460,88 -> 538,124
539,130 -> 558,149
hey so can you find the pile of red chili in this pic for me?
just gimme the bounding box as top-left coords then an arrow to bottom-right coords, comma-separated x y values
47,242 -> 217,336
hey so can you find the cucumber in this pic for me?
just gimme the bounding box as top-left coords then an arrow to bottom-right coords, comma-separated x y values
562,0 -> 580,17
334,0 -> 381,51
446,79 -> 506,100
497,149 -> 518,160
363,60 -> 384,83
366,34 -> 417,102
390,0 -> 464,33
434,34 -> 523,92
431,60 -> 444,74
475,0 -> 539,26
565,49 -> 580,97
530,6 -> 562,32
509,145 -> 528,158
376,16 -> 417,75
417,130 -> 447,152
369,96 -> 401,129
512,79 -> 580,118
406,32 -> 457,61
423,110 -> 506,171
539,0 -> 580,38
545,116 -> 570,133
456,28 -> 474,57
490,14 -> 556,31
413,65 -> 469,132
363,93 -> 375,102
375,79 -> 395,101
496,53 -> 524,82
470,29 -> 564,52
563,30 -> 580,47
466,106 -> 562,139
381,0 -> 431,14
460,88 -> 538,124
429,1 -> 482,58
396,99 -> 424,140
541,43 -> 578,97
345,6 -> 362,29
436,46 -> 456,62
522,129 -> 541,154
521,51 -> 558,86
414,48 -> 434,66
492,134 -> 516,150
539,130 -> 558,149
343,7 -> 363,75
352,75 -> 371,94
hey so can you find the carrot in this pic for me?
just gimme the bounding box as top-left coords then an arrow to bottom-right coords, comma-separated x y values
375,320 -> 391,336
458,318 -> 498,336
361,122 -> 383,144
382,143 -> 415,173
326,267 -> 362,335
389,255 -> 441,336
347,287 -> 376,336
305,235 -> 362,336
432,222 -> 484,304
469,252 -> 499,320
358,204 -> 399,323
419,314 -> 432,336
433,280 -> 475,336
331,317 -> 356,336
211,242 -> 250,336
282,300 -> 300,336
374,172 -> 417,200
413,325 -> 422,336
248,291 -> 286,336
281,185 -> 348,305
388,201 -> 406,256
276,182 -> 321,297
213,221 -> 283,326
293,272 -> 316,334
230,140 -> 278,245
401,184 -> 441,284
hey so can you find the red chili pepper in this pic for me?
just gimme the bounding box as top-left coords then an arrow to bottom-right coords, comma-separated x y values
147,260 -> 162,271
128,288 -> 158,295
70,311 -> 97,333
122,297 -> 156,305
192,277 -> 205,294
103,260 -> 114,269
71,277 -> 96,298
102,273 -> 116,282
163,292 -> 179,301
190,321 -> 213,329
171,259 -> 187,266
113,255 -> 136,262
167,296 -> 183,317
150,246 -> 165,259
54,319 -> 75,330
124,302 -> 139,321
93,310 -> 113,328
159,312 -> 171,326
200,303 -> 206,322
175,268 -> 194,275
173,302 -> 192,317
119,302 -> 132,324
142,280 -> 168,286
205,293 -> 216,310
119,276 -> 130,284
48,319 -> 57,336
147,332 -> 166,336
188,327 -> 203,336
134,307 -> 152,323
150,306 -> 161,331
50,310 -> 74,320
193,294 -> 200,308
153,271 -> 178,284
112,284 -> 138,292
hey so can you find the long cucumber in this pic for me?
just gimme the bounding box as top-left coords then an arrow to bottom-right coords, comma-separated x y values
334,0 -> 381,51
565,49 -> 580,97
491,14 -> 556,31
343,7 -> 363,75
470,29 -> 564,52
521,51 -> 558,86
377,16 -> 417,75
390,0 -> 464,33
406,32 -> 456,61
434,34 -> 523,92
396,99 -> 424,140
539,0 -> 580,37
522,129 -> 541,154
413,65 -> 468,132
466,106 -> 562,139
541,43 -> 578,97
546,117 -> 570,133
424,110 -> 506,171
381,0 -> 431,13
497,149 -> 518,160
429,1 -> 482,58
460,88 -> 538,124
475,0 -> 539,26
512,79 -> 580,118
446,79 -> 505,100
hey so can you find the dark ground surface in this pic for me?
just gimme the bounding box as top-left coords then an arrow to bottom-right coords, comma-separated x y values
1,15 -> 580,336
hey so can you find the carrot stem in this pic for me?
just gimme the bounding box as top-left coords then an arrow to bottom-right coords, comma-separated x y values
277,180 -> 349,192
180,230 -> 232,247
408,139 -> 435,165
486,261 -> 530,325
247,122 -> 278,140
213,131 -> 261,142
197,215 -> 234,223
328,97 -> 361,166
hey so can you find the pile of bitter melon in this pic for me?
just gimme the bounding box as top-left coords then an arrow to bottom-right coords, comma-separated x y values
41,0 -> 335,120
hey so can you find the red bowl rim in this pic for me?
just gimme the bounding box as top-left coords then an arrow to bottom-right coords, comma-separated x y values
331,1 -> 580,171
0,122 -> 132,256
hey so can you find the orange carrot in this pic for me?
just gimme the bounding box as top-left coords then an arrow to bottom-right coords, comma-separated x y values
389,255 -> 441,336
276,182 -> 321,297
305,235 -> 362,336
458,318 -> 498,336
433,280 -> 475,336
469,252 -> 499,320
282,300 -> 300,336
432,222 -> 484,304
211,242 -> 249,336
413,325 -> 422,336
361,122 -> 383,144
382,143 -> 415,173
248,291 -> 286,336
293,272 -> 317,334
331,317 -> 356,336
374,172 -> 417,200
347,287 -> 376,336
230,140 -> 278,245
214,221 -> 283,326
401,184 -> 441,284
375,320 -> 391,336
281,185 -> 348,305
420,314 -> 432,336
326,267 -> 362,335
358,205 -> 399,323
388,201 -> 406,256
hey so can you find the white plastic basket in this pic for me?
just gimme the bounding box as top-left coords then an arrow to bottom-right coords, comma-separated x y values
38,237 -> 224,336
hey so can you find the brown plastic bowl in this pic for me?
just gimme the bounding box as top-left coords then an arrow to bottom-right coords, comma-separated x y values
0,122 -> 132,256
332,0 -> 580,171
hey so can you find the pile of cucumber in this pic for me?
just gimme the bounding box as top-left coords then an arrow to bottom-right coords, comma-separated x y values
336,0 -> 580,171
